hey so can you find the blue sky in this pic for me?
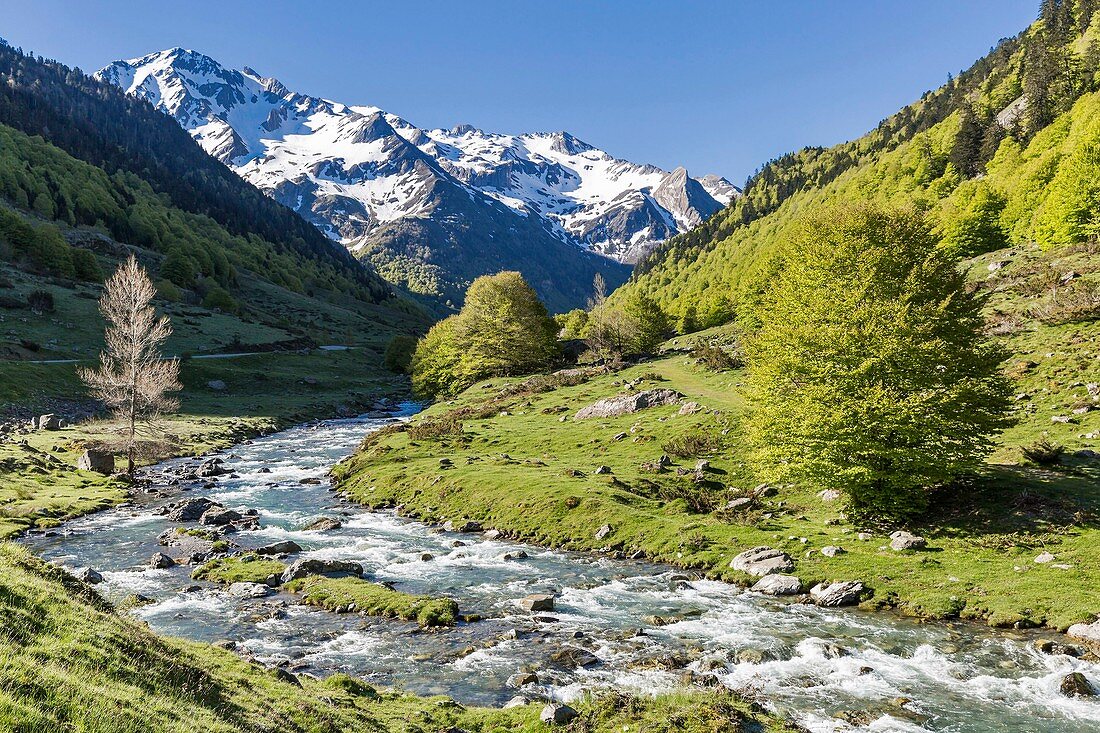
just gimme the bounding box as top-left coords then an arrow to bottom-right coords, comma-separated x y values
2,1 -> 1037,182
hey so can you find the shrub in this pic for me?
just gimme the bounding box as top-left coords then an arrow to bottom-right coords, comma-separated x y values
27,289 -> 54,313
692,343 -> 743,371
201,285 -> 239,314
407,416 -> 463,441
155,279 -> 182,302
662,430 -> 725,458
1021,440 -> 1065,467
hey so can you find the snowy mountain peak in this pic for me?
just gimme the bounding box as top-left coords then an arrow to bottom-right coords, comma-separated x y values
97,48 -> 736,265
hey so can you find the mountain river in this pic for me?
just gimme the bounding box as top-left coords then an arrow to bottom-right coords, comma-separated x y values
21,408 -> 1100,732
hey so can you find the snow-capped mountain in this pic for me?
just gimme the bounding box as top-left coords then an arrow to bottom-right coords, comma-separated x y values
97,48 -> 733,306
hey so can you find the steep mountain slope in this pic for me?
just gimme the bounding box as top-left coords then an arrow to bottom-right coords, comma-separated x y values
96,49 -> 731,307
0,41 -> 394,307
619,2 -> 1100,330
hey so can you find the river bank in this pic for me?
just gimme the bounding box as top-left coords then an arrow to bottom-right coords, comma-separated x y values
331,355 -> 1100,635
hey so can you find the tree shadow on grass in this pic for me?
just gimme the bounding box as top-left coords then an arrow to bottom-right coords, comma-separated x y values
919,459 -> 1100,541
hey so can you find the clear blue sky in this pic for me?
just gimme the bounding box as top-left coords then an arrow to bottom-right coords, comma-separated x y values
1,1 -> 1037,183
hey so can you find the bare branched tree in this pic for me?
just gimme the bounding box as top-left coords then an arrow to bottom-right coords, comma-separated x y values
80,255 -> 182,474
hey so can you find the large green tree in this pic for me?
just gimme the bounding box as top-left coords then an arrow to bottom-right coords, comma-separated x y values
743,204 -> 1013,519
411,271 -> 559,398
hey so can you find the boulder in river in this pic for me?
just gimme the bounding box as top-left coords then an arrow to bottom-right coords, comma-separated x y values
540,702 -> 579,725
149,552 -> 175,569
166,497 -> 222,522
549,646 -> 599,669
889,531 -> 927,551
1060,672 -> 1096,697
280,558 -> 363,583
199,508 -> 242,526
810,580 -> 865,607
518,593 -> 555,612
76,567 -> 104,584
574,389 -> 683,420
302,517 -> 342,532
508,672 -> 539,688
255,541 -> 302,556
730,546 -> 794,577
197,458 -> 229,478
77,449 -> 114,474
228,582 -> 274,598
750,574 -> 803,596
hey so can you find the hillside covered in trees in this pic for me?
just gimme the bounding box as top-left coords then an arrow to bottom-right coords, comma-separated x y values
0,40 -> 396,306
624,0 -> 1100,330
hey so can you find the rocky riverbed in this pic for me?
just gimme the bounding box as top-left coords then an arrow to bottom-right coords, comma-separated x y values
21,408 -> 1100,732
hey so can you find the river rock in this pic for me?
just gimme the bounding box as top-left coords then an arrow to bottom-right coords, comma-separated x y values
750,574 -> 803,596
280,558 -> 363,583
149,552 -> 175,569
730,546 -> 794,577
519,594 -> 555,612
76,567 -> 104,584
1060,672 -> 1096,697
508,672 -> 539,688
199,508 -> 242,526
810,580 -> 865,607
889,531 -> 927,551
166,497 -> 222,522
255,541 -> 302,556
1067,621 -> 1100,644
574,389 -> 683,420
197,458 -> 229,478
302,517 -> 342,532
77,449 -> 114,474
229,582 -> 274,598
540,702 -> 579,725
549,647 -> 599,669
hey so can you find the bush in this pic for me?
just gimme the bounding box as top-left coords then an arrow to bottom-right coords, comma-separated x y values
1021,440 -> 1065,466
662,430 -> 725,458
407,416 -> 463,441
155,279 -> 182,302
201,284 -> 239,314
27,289 -> 54,313
692,343 -> 743,371
383,334 -> 417,374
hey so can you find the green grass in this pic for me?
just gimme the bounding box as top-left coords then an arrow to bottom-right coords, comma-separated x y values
190,555 -> 286,585
333,329 -> 1100,630
0,543 -> 794,733
193,556 -> 462,628
284,576 -> 461,627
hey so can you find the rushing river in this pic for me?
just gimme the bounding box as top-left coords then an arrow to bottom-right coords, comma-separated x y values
22,409 -> 1100,732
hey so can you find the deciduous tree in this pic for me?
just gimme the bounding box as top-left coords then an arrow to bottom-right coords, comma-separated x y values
743,204 -> 1013,519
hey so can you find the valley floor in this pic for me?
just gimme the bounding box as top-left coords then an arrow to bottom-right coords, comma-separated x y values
333,350 -> 1100,632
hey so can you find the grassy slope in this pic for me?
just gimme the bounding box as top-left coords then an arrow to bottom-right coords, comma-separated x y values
333,259 -> 1100,629
0,543 -> 797,733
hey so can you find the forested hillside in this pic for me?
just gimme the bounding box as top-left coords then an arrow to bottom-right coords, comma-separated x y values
0,41 -> 394,306
624,0 -> 1100,329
